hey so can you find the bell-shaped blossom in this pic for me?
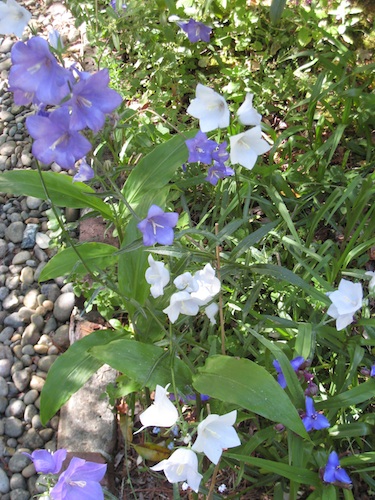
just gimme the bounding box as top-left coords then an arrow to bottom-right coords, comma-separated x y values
273,356 -> 305,389
48,29 -> 64,50
192,410 -> 241,464
137,205 -> 179,246
212,141 -> 230,164
73,158 -> 95,182
63,69 -> 123,132
50,457 -> 107,499
191,263 -> 221,305
145,254 -> 170,298
230,126 -> 271,171
110,0 -> 127,12
139,384 -> 178,430
205,162 -> 234,186
326,279 -> 363,330
365,271 -> 375,292
173,272 -> 198,293
163,291 -> 200,323
187,84 -> 230,133
0,0 -> 31,38
151,448 -> 202,493
237,93 -> 262,126
26,107 -> 92,170
9,37 -> 73,105
370,365 -> 375,377
178,18 -> 212,43
302,397 -> 330,432
323,451 -> 351,485
185,131 -> 217,164
24,449 -> 67,474
204,302 -> 219,324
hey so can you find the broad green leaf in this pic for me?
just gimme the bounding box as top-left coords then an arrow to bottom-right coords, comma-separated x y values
232,221 -> 278,259
40,329 -> 125,425
193,355 -> 309,438
0,171 -> 113,219
90,339 -> 192,389
315,379 -> 375,410
226,453 -> 320,486
270,0 -> 287,24
39,243 -> 118,281
328,422 -> 373,438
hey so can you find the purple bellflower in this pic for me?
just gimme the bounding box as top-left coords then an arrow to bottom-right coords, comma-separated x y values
73,158 -> 95,182
302,397 -> 330,432
371,365 -> 375,377
273,356 -> 305,389
50,456 -> 107,499
26,107 -> 92,170
205,162 -> 234,186
110,0 -> 127,12
24,448 -> 67,474
63,68 -> 123,133
9,37 -> 73,105
323,451 -> 351,485
178,19 -> 212,43
212,141 -> 230,164
137,205 -> 179,246
185,131 -> 217,164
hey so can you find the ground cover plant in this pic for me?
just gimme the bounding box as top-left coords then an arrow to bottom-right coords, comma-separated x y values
0,0 -> 375,498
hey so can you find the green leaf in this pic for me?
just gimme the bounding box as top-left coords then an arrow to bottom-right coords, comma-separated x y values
39,243 -> 118,281
90,339 -> 192,389
0,171 -> 113,219
40,329 -> 125,425
192,355 -> 309,439
270,0 -> 287,25
225,453 -> 320,486
315,379 -> 375,410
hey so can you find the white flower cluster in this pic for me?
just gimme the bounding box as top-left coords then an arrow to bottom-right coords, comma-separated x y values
187,83 -> 271,171
145,255 -> 220,324
138,383 -> 241,493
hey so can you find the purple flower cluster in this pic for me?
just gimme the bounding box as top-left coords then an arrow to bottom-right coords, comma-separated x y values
185,131 -> 234,186
273,356 -> 317,396
9,36 -> 122,174
24,449 -> 107,499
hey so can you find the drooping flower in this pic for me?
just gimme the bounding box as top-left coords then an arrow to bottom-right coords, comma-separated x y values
187,84 -> 230,133
326,279 -> 363,330
48,29 -> 64,50
370,365 -> 375,377
137,205 -> 179,246
26,107 -> 92,170
62,69 -> 123,133
205,162 -> 234,186
163,291 -> 201,324
229,126 -> 271,170
185,131 -> 217,164
302,397 -> 330,432
73,158 -> 95,182
9,36 -> 73,105
173,272 -> 199,293
211,141 -> 230,164
139,384 -> 178,430
145,254 -> 170,298
24,449 -> 67,474
323,451 -> 351,485
237,93 -> 262,126
191,263 -> 221,305
0,0 -> 31,38
192,410 -> 241,464
204,302 -> 219,324
273,356 -> 305,389
151,448 -> 202,493
178,18 -> 212,43
50,457 -> 107,499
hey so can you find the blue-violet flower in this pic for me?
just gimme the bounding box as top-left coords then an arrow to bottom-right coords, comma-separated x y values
137,205 -> 178,246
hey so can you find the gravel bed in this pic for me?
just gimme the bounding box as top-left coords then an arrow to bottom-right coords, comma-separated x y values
0,2 -> 84,497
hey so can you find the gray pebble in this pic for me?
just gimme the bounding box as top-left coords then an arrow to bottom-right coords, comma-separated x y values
35,232 -> 50,249
20,267 -> 34,285
30,314 -> 44,331
0,285 -> 9,301
4,313 -> 24,329
21,324 -> 40,347
8,453 -> 30,473
22,290 -> 39,310
20,428 -> 44,450
0,466 -> 10,494
23,390 -> 39,406
5,222 -> 25,244
5,399 -> 25,418
37,355 -> 57,373
21,224 -> 38,250
9,473 -> 26,491
17,307 -> 34,323
4,417 -> 23,437
29,375 -> 44,392
0,376 -> 9,397
50,324 -> 69,349
53,292 -> 75,322
12,370 -> 31,392
26,197 -> 42,210
10,488 -> 30,500
24,404 -> 38,423
0,396 -> 8,413
0,359 -> 12,377
0,238 -> 7,258
3,291 -> 19,311
12,251 -> 31,265
42,317 -> 56,334
39,428 -> 54,442
22,463 -> 36,479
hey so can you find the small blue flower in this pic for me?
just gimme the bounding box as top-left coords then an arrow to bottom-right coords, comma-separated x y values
73,158 -> 95,182
185,131 -> 217,164
323,451 -> 351,484
370,364 -> 375,377
205,162 -> 234,186
273,356 -> 305,389
178,19 -> 212,43
137,205 -> 178,246
302,397 -> 330,432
